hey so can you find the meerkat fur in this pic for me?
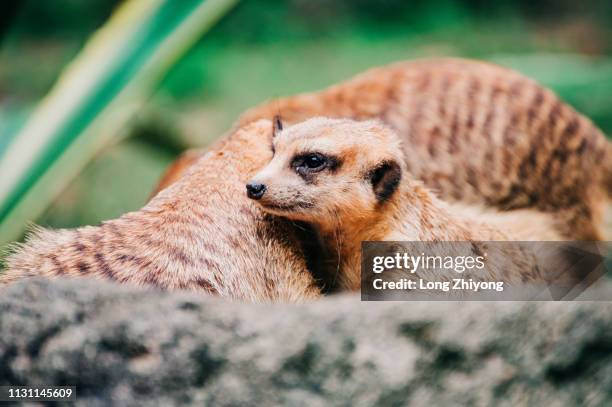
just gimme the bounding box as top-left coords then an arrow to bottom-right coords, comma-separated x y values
2,121 -> 321,303
160,58 -> 611,240
247,117 -> 564,290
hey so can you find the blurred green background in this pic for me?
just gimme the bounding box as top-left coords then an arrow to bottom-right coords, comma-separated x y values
1,0 -> 612,230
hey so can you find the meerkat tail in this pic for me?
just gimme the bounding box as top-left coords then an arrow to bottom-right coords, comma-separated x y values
1,226 -> 79,285
0,220 -> 157,286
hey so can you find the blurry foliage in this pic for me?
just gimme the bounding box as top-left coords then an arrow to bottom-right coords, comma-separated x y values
198,0 -> 612,45
2,0 -> 120,38
38,138 -> 174,228
0,0 -> 121,100
0,0 -> 238,245
1,0 -> 612,230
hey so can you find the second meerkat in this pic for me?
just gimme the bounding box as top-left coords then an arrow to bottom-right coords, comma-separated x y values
156,59 -> 612,240
246,117 -> 563,290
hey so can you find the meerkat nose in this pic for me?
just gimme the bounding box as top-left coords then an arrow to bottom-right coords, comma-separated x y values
246,182 -> 267,200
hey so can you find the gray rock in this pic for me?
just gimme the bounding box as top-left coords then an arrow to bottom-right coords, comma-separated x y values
0,278 -> 610,406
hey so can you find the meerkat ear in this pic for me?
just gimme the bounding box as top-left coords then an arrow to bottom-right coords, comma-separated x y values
273,115 -> 283,137
369,160 -> 402,203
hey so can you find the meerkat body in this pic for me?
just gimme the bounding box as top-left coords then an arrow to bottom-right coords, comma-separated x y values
1,121 -> 320,303
158,58 -> 611,239
4,59 -> 609,301
247,118 -> 564,290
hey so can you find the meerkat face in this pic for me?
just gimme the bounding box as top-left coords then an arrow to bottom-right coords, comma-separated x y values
246,117 -> 404,227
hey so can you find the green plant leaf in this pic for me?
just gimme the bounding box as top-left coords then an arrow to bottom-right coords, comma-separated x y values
0,0 -> 238,247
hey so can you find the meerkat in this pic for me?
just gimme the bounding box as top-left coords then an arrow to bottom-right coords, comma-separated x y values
157,58 -> 612,240
150,148 -> 206,199
1,120 -> 321,303
4,59 -> 608,301
246,117 -> 568,290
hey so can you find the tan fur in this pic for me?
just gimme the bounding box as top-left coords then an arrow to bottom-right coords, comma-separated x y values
249,118 -> 563,290
159,58 -> 612,240
604,202 -> 612,240
448,203 -> 563,241
150,148 -> 205,199
5,59 -> 608,301
1,121 -> 320,303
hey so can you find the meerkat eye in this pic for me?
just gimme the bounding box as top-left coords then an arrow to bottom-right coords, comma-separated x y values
304,154 -> 326,169
293,153 -> 328,173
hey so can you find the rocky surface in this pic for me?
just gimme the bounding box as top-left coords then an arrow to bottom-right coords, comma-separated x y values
0,278 -> 611,406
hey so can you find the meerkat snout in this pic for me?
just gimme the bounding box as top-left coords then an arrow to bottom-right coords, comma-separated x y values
246,182 -> 267,200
